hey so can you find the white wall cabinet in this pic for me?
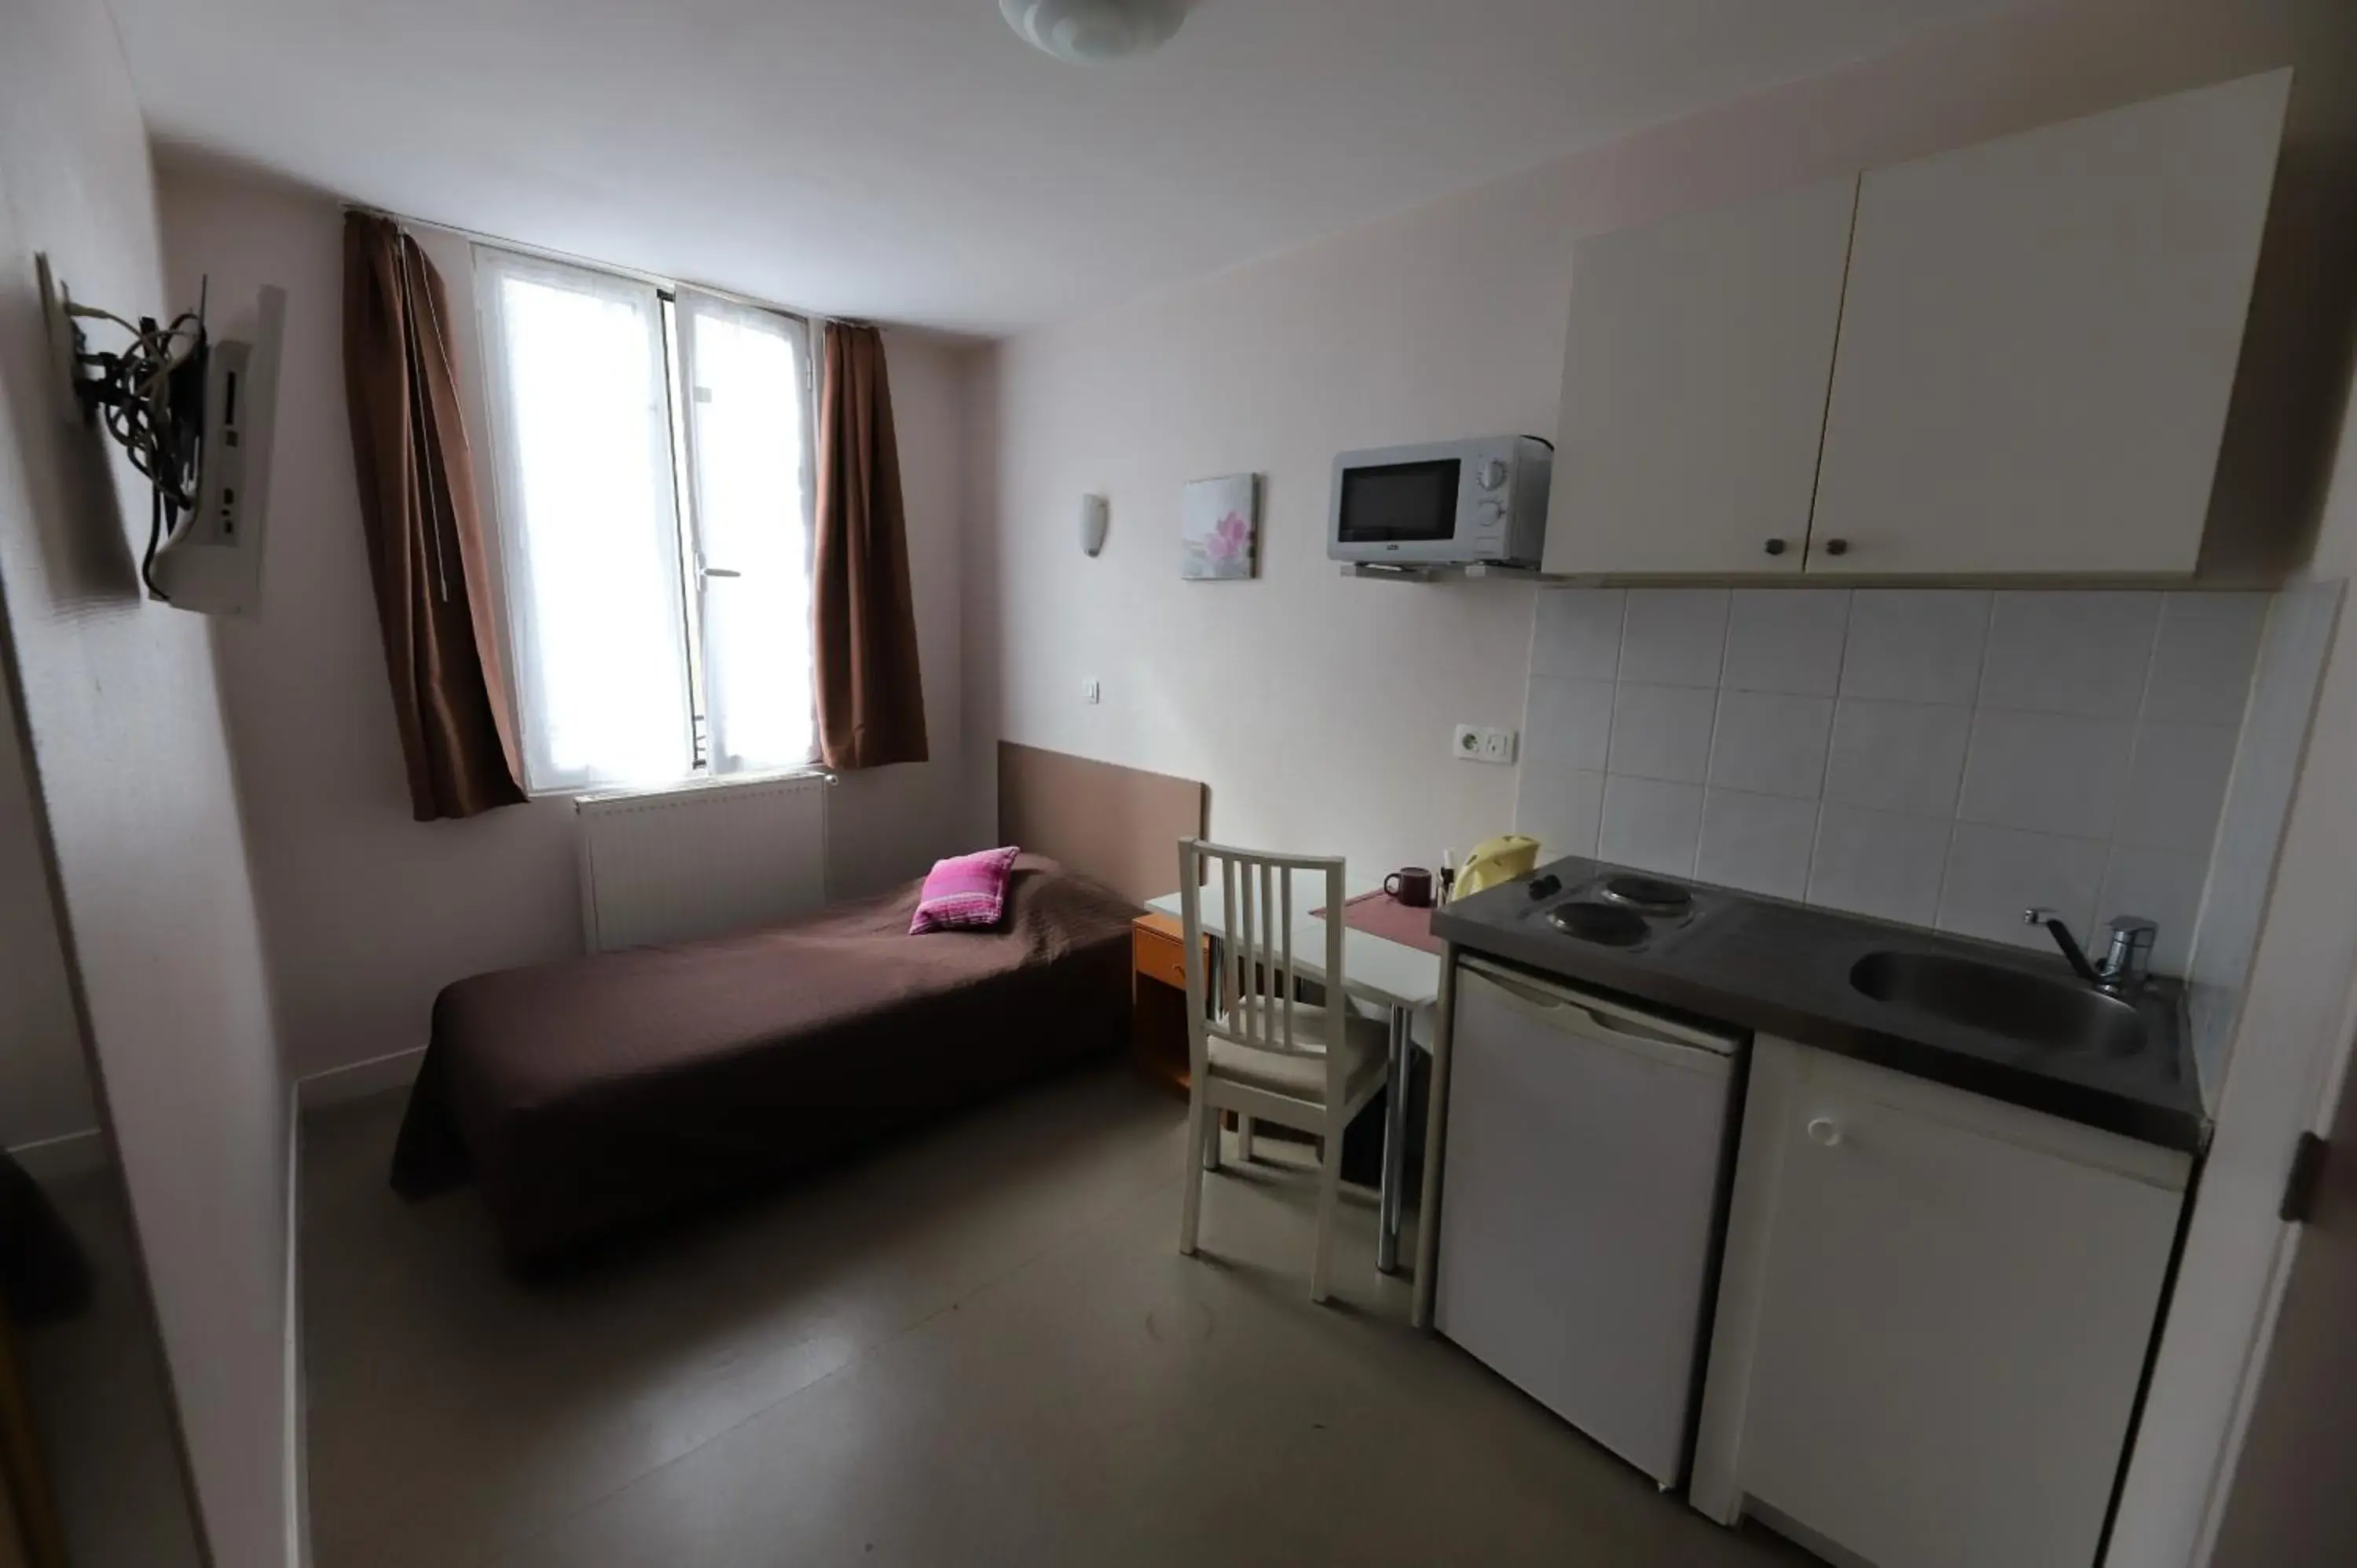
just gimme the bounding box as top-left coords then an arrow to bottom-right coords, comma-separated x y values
1807,70 -> 2288,577
1544,177 -> 1857,577
1691,1037 -> 2191,1568
1546,70 -> 2288,581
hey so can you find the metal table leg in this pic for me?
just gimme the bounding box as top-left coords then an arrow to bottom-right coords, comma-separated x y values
1376,1002 -> 1413,1273
1201,933 -> 1223,1172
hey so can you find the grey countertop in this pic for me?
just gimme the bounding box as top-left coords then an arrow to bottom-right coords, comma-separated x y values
1431,856 -> 2206,1154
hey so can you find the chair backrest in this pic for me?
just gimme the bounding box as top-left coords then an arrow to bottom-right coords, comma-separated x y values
1177,839 -> 1348,1090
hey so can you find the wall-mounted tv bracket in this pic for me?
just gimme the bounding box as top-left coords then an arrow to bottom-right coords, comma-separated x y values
35,251 -> 210,599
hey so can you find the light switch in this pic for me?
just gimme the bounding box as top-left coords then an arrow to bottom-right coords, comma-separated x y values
1083,679 -> 1102,705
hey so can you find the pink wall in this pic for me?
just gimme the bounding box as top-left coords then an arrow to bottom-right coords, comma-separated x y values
0,2 -> 293,1564
156,163 -> 975,1082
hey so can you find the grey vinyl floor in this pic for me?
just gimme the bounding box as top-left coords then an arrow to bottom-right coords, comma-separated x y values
301,1061 -> 1814,1568
17,1169 -> 206,1568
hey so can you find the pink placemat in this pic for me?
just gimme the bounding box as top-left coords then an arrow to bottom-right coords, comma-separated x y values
1310,890 -> 1447,956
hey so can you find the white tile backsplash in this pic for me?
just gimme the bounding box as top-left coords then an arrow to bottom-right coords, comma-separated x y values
1824,698 -> 1972,816
1530,588 -> 1624,682
1978,591 -> 2162,716
1516,585 -> 2278,979
1708,691 -> 1833,799
2117,721 -> 2239,850
1519,768 -> 1607,863
2143,592 -> 2269,726
1523,676 -> 1616,775
1938,822 -> 2109,949
1840,590 -> 1991,705
1722,589 -> 1849,697
1809,804 -> 1952,925
1607,683 -> 1717,784
1698,789 -> 1818,900
1598,775 -> 1704,877
1619,589 -> 1729,687
1957,708 -> 2135,839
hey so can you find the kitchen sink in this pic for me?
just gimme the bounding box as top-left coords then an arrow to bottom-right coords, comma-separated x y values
1849,950 -> 2147,1057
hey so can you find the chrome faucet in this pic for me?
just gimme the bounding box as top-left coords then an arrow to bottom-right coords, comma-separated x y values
2022,908 -> 2157,995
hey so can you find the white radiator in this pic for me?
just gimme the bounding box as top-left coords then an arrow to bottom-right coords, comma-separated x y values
576,773 -> 831,951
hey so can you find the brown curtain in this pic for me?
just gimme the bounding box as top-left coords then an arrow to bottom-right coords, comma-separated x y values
343,213 -> 527,819
813,322 -> 928,770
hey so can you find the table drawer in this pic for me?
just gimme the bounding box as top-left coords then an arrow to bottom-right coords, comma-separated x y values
1133,921 -> 1190,992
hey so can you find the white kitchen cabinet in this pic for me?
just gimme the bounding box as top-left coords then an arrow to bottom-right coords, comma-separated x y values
1545,176 -> 1857,577
1805,70 -> 2288,577
1691,1037 -> 2191,1568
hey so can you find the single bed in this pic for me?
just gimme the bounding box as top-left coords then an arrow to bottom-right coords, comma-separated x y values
390,746 -> 1208,1265
390,855 -> 1140,1263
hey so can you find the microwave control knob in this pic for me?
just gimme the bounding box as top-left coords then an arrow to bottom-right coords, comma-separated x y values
1477,460 -> 1508,491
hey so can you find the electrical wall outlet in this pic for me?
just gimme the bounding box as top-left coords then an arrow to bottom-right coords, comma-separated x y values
1452,724 -> 1518,764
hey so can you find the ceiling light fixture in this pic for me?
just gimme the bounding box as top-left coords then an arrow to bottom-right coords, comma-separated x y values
999,0 -> 1185,64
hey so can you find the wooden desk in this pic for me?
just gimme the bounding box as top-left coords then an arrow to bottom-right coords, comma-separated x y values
1130,911 -> 1197,1097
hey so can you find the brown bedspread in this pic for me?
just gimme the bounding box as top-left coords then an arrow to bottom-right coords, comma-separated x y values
390,855 -> 1137,1264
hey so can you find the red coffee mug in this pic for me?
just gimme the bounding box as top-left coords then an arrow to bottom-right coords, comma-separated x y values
1385,866 -> 1435,908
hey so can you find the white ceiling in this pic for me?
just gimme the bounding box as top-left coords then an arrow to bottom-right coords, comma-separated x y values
114,0 -> 2008,336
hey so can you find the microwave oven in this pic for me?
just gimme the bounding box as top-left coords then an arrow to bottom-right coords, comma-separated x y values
1327,435 -> 1552,569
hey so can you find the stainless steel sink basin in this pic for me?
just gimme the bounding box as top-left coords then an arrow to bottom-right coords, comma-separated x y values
1849,950 -> 2147,1056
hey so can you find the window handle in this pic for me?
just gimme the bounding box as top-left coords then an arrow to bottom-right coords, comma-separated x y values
701,566 -> 743,579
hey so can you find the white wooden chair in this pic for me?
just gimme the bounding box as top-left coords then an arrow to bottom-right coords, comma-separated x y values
1176,838 -> 1390,1303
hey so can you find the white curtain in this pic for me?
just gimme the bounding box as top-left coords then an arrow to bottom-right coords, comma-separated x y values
475,250 -> 695,793
674,292 -> 817,775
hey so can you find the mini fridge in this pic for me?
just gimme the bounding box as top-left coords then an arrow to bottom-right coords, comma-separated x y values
1435,956 -> 1746,1489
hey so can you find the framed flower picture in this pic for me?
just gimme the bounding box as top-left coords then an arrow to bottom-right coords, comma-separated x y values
1180,473 -> 1259,581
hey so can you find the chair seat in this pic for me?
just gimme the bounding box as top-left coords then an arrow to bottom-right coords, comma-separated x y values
1205,1000 -> 1387,1105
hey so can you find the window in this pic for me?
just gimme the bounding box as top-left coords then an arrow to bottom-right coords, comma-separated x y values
475,248 -> 816,793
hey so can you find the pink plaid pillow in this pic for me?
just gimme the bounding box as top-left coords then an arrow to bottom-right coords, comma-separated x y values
908,846 -> 1023,933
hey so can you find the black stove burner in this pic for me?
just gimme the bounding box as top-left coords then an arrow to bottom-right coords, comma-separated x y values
1545,900 -> 1650,947
1596,874 -> 1694,917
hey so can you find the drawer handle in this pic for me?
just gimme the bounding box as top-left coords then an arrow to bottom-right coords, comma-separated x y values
1807,1117 -> 1843,1149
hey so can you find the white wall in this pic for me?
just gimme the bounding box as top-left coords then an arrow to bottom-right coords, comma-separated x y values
965,0 -> 2357,890
0,2 -> 291,1566
2115,393 -> 2357,1563
1517,586 -> 2267,980
0,675 -> 91,1156
156,161 -> 973,1082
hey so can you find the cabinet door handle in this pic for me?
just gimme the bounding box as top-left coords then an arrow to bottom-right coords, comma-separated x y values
1807,1116 -> 1843,1148
1763,537 -> 1788,557
1821,538 -> 1849,558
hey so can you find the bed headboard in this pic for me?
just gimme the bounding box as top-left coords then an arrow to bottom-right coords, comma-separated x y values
997,742 -> 1207,906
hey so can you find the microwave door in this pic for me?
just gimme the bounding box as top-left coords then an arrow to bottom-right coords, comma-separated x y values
1340,458 -> 1461,558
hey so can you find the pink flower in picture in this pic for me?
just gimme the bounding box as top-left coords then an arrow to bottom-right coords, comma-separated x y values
1181,474 -> 1258,580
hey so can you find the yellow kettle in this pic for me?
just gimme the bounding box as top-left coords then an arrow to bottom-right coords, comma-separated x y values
1454,834 -> 1540,899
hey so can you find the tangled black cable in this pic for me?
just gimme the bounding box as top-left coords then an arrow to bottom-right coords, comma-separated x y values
65,299 -> 206,599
